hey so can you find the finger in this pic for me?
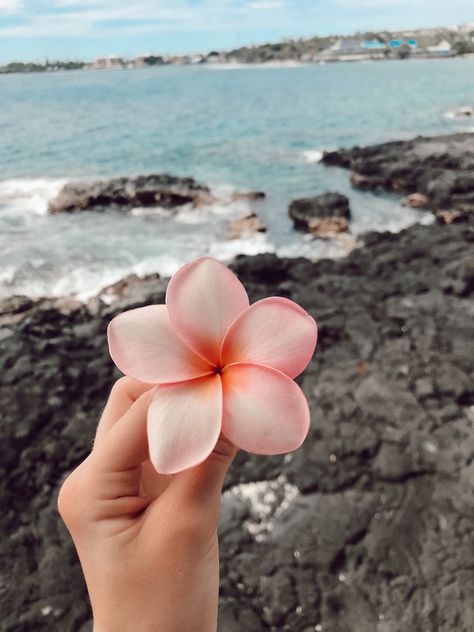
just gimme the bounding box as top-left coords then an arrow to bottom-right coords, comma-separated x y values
91,388 -> 155,473
95,377 -> 153,446
174,434 -> 237,505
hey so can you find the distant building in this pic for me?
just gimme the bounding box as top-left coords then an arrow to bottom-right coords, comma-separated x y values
134,54 -> 153,67
329,39 -> 364,55
90,55 -> 124,70
427,40 -> 452,54
361,41 -> 386,50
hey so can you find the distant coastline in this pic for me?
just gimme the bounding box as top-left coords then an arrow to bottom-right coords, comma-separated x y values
1,23 -> 473,75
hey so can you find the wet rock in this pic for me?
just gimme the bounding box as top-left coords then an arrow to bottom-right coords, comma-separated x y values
322,133 -> 474,219
48,174 -> 213,213
440,254 -> 474,297
230,191 -> 266,202
401,192 -> 430,208
96,273 -> 165,306
435,208 -> 470,224
228,211 -> 267,239
288,192 -> 351,235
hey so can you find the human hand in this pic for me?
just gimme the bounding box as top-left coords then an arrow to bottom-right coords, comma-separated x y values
58,377 -> 237,632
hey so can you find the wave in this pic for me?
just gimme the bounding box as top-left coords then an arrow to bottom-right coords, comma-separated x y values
0,177 -> 68,216
0,175 -> 276,301
0,257 -> 188,303
209,232 -> 274,261
1,234 -> 275,303
301,149 -> 324,163
443,105 -> 474,120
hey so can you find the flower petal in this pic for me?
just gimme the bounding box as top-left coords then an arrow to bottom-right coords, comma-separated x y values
108,305 -> 212,384
166,257 -> 249,365
221,363 -> 310,455
147,375 -> 222,474
220,297 -> 317,378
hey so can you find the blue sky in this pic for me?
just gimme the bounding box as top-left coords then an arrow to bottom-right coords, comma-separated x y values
0,0 -> 473,63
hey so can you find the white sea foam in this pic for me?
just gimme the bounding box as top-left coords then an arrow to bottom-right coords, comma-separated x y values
0,265 -> 16,285
130,206 -> 174,218
0,174 -> 277,301
131,185 -> 253,224
443,105 -> 474,120
209,232 -> 275,261
301,149 -> 324,163
0,177 -> 67,216
6,256 -> 186,302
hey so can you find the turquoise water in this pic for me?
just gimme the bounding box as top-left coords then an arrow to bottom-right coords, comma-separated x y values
0,58 -> 472,298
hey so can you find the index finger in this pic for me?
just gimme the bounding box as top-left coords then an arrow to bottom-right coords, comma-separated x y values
94,376 -> 153,447
92,388 -> 155,473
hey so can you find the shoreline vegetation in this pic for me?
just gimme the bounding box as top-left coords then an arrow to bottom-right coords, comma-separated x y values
1,131 -> 473,630
1,24 -> 474,74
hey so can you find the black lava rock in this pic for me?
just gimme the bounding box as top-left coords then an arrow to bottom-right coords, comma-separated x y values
322,133 -> 474,220
1,217 -> 473,631
288,192 -> 351,235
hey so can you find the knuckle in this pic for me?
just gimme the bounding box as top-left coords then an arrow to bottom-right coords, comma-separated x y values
175,505 -> 218,542
57,464 -> 89,526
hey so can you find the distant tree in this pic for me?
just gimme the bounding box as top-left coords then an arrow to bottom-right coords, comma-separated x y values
398,43 -> 411,59
143,55 -> 166,66
453,40 -> 474,55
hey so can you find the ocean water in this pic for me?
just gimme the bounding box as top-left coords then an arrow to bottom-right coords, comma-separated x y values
0,58 -> 472,299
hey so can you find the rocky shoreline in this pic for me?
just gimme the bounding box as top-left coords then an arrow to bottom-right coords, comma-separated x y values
322,132 -> 474,223
1,208 -> 473,630
1,132 -> 474,630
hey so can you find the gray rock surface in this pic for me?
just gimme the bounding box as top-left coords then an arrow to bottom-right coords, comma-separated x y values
228,211 -> 267,239
48,174 -> 213,213
48,175 -> 266,214
0,217 -> 473,631
322,133 -> 474,221
288,192 -> 351,235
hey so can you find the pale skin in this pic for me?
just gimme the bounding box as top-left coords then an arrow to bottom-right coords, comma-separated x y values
57,376 -> 237,632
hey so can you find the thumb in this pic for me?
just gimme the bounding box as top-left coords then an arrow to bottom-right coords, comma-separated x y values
173,434 -> 237,509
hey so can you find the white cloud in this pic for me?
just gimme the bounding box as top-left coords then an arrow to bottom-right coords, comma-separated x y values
0,0 -> 472,40
249,0 -> 284,9
0,0 -> 23,12
0,0 -> 301,38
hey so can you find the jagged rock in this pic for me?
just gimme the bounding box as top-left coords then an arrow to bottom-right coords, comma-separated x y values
48,174 -> 213,213
228,212 -> 267,239
401,192 -> 430,208
288,192 -> 351,235
230,191 -> 266,202
436,208 -> 470,224
322,133 -> 474,219
1,216 -> 473,631
48,176 -> 267,215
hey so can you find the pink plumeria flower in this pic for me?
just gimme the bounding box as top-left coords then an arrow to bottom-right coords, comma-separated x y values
107,257 -> 317,474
